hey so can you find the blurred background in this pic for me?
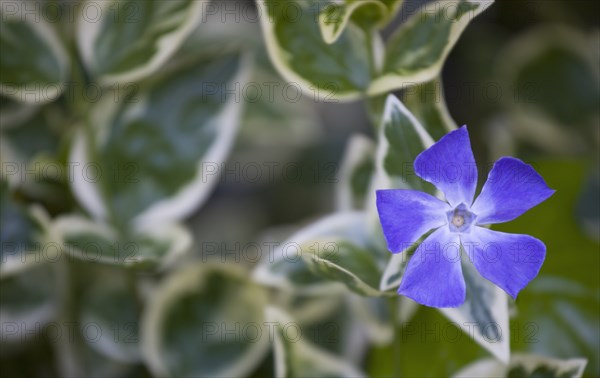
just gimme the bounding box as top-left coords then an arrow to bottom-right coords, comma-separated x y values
1,0 -> 598,377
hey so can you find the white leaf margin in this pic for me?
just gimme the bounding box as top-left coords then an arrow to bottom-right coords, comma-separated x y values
0,1 -> 70,103
256,0 -> 381,101
69,53 -> 253,227
266,306 -> 366,378
50,214 -> 192,269
368,0 -> 495,96
252,211 -> 368,296
141,263 -> 269,378
453,353 -> 588,378
76,0 -> 205,85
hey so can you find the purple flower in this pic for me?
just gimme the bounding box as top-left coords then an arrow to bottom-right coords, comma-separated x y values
376,126 -> 555,308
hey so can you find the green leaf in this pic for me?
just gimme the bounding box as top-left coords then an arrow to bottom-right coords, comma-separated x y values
266,307 -> 365,378
252,212 -> 368,296
70,51 -> 250,227
453,354 -> 587,378
239,67 -> 322,150
374,95 -> 435,193
0,7 -> 69,103
0,96 -> 38,128
348,295 -> 394,345
141,264 -> 269,378
0,181 -> 50,276
403,77 -> 458,140
77,0 -> 203,84
335,134 -> 375,211
369,0 -> 494,96
79,278 -> 142,363
0,262 -> 61,344
440,254 -> 510,363
302,238 -> 384,297
318,0 -> 388,44
52,215 -> 191,268
258,0 -> 376,100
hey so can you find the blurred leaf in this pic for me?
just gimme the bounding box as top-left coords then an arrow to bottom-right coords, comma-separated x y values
335,134 -> 375,211
498,26 -> 599,155
266,307 -> 365,378
403,77 -> 458,140
0,181 -> 49,276
253,212 -> 368,296
257,0 -> 375,101
52,215 -> 191,269
512,277 -> 600,377
141,263 -> 269,378
348,295 -> 393,345
369,0 -> 494,95
238,68 -> 322,151
0,96 -> 38,128
0,262 -> 61,345
0,6 -> 69,103
303,238 -> 384,297
79,279 -> 142,363
576,168 -> 600,242
453,353 -> 587,378
77,0 -> 203,84
1,108 -> 62,164
70,51 -> 250,227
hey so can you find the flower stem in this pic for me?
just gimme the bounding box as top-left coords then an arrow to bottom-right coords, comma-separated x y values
389,296 -> 402,377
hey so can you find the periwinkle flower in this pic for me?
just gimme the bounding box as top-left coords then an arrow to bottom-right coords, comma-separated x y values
376,126 -> 555,308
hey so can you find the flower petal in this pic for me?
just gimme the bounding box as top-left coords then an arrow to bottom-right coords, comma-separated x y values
471,157 -> 555,225
461,227 -> 546,299
376,189 -> 450,253
414,126 -> 478,207
398,227 -> 465,307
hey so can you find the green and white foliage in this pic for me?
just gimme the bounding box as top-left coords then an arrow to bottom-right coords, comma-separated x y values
258,0 -> 494,101
454,354 -> 588,378
253,211 -> 382,296
0,1 -> 69,103
403,76 -> 458,139
267,307 -> 366,378
70,50 -> 251,229
142,263 -> 269,378
0,261 -> 63,347
76,0 -> 204,85
52,215 -> 191,269
78,276 -> 142,363
318,0 -> 402,44
369,0 -> 494,95
367,94 -> 435,256
0,180 -> 54,276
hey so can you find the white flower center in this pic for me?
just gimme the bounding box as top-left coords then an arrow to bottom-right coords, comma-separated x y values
452,214 -> 465,227
446,203 -> 476,233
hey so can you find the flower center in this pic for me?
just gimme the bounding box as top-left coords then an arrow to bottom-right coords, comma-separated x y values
452,214 -> 465,227
446,203 -> 476,233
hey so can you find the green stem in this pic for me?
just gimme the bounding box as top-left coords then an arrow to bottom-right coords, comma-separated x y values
389,296 -> 402,377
